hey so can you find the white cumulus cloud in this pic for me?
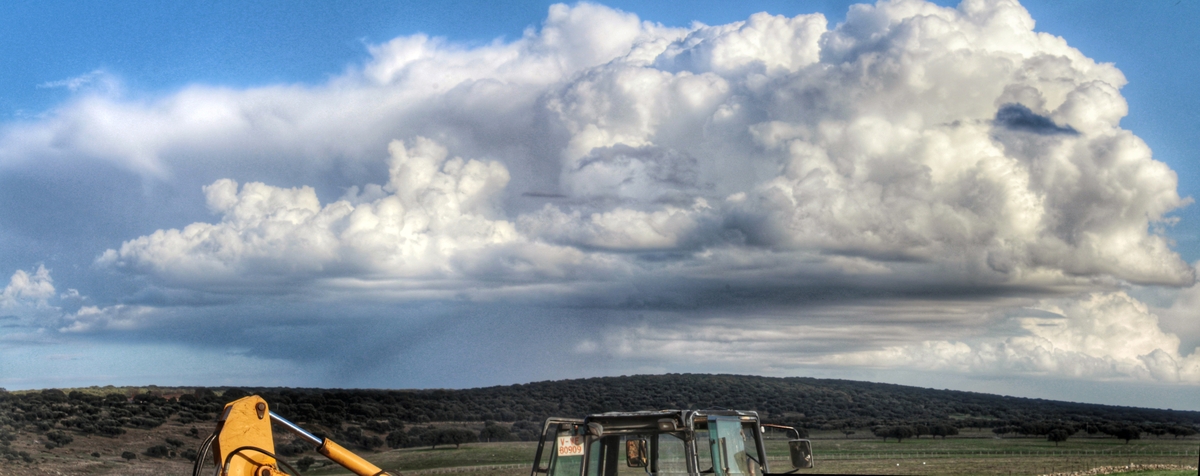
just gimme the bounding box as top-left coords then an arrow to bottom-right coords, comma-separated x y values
2,0 -> 1196,388
823,291 -> 1200,383
1,266 -> 56,307
21,0 -> 1189,290
98,137 -> 533,288
0,266 -> 152,336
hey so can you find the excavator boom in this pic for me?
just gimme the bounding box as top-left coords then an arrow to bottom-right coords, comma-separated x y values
195,395 -> 392,476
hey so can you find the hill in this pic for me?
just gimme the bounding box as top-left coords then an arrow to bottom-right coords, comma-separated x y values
1,373 -> 1197,469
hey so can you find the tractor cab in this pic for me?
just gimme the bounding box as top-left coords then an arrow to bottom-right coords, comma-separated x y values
531,410 -> 813,476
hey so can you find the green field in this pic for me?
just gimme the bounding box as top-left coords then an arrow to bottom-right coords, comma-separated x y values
772,430 -> 1198,475
299,432 -> 1199,476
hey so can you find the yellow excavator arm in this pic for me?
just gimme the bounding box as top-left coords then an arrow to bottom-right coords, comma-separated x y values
194,395 -> 394,476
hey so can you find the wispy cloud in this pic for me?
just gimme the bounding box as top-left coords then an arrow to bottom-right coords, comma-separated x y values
36,69 -> 120,93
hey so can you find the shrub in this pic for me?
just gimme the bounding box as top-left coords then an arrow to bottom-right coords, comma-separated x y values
386,430 -> 409,449
277,438 -> 311,457
363,435 -> 384,450
126,417 -> 165,429
98,421 -> 126,437
222,388 -> 249,401
365,419 -> 394,433
145,445 -> 171,458
121,451 -> 137,460
45,430 -> 73,448
297,456 -> 317,472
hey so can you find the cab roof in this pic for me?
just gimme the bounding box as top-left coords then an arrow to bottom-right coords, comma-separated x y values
581,409 -> 761,434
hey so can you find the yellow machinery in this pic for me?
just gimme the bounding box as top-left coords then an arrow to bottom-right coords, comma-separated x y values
193,397 -> 813,476
192,395 -> 395,476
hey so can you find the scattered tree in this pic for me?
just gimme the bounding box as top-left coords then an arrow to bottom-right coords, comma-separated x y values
1168,426 -> 1197,439
890,426 -> 915,442
914,425 -> 930,439
931,425 -> 958,439
421,428 -> 478,449
446,428 -> 477,449
875,426 -> 915,442
1110,426 -> 1141,444
1047,429 -> 1069,446
480,422 -> 510,442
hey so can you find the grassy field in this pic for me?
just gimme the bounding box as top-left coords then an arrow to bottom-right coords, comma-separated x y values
296,431 -> 1199,476
767,430 -> 1199,475
2,423 -> 1193,476
303,441 -> 536,474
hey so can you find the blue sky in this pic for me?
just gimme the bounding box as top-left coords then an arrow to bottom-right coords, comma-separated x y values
2,0 -> 1199,411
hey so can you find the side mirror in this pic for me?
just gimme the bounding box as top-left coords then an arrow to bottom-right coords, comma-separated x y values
788,439 -> 813,469
626,438 -> 648,468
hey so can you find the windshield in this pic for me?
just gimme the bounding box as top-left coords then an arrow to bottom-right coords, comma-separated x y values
585,433 -> 690,476
570,415 -> 764,476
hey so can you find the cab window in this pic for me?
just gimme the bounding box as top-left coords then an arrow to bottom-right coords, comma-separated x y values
707,416 -> 751,475
548,431 -> 584,476
653,433 -> 688,476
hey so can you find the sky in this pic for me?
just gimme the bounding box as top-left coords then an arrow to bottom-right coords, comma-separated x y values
2,0 -> 1199,411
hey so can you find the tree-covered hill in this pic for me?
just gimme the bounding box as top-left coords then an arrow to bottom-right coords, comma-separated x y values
419,374 -> 1200,429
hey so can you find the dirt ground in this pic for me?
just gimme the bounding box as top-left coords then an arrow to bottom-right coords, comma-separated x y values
0,419 -> 213,476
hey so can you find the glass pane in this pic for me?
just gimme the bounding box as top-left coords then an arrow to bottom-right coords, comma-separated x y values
535,427 -> 554,473
654,433 -> 688,476
587,438 -> 602,476
617,437 -> 643,476
585,435 -> 629,476
694,429 -> 712,474
708,416 -> 749,475
550,432 -> 584,476
740,422 -> 761,475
